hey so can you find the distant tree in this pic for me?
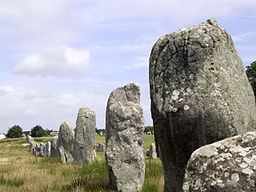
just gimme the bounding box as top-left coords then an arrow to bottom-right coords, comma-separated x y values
246,61 -> 256,98
144,126 -> 154,134
31,125 -> 47,137
6,125 -> 23,138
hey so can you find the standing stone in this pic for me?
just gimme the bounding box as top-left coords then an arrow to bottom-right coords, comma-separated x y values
105,83 -> 145,192
149,19 -> 256,191
149,143 -> 157,159
45,141 -> 51,158
57,122 -> 74,164
73,107 -> 96,165
183,131 -> 256,192
96,143 -> 105,152
27,135 -> 36,154
50,136 -> 58,158
38,143 -> 46,157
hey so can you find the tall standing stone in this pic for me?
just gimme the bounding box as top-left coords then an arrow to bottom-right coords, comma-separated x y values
149,19 -> 256,191
149,143 -> 157,159
45,141 -> 51,158
105,83 -> 145,192
50,136 -> 58,158
73,107 -> 96,165
57,122 -> 74,164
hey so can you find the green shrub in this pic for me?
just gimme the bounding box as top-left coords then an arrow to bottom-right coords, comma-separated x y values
6,125 -> 23,138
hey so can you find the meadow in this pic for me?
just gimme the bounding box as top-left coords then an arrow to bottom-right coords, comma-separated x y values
0,135 -> 163,192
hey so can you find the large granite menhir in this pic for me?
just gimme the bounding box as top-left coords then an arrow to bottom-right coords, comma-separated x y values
57,122 -> 74,164
149,19 -> 256,191
73,107 -> 96,165
183,131 -> 256,191
105,83 -> 145,192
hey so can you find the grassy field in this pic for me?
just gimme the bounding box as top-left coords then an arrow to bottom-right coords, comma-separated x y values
0,135 -> 163,192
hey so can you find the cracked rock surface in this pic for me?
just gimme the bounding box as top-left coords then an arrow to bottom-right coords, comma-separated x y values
105,83 -> 145,192
183,131 -> 256,192
149,19 -> 256,192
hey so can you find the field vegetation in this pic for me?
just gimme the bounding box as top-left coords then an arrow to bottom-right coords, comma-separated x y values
0,135 -> 163,192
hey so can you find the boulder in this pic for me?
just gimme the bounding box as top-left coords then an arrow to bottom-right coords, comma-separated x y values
149,19 -> 256,191
45,141 -> 51,158
105,83 -> 145,192
183,131 -> 256,192
96,143 -> 105,152
50,136 -> 58,158
57,122 -> 74,164
73,107 -> 96,165
149,143 -> 157,159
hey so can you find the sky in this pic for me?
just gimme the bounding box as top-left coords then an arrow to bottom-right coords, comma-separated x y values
0,0 -> 256,133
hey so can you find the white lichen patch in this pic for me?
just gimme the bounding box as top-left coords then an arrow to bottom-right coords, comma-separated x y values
239,162 -> 248,169
171,95 -> 179,100
172,108 -> 178,112
184,105 -> 190,110
242,168 -> 254,175
231,173 -> 239,182
173,90 -> 180,96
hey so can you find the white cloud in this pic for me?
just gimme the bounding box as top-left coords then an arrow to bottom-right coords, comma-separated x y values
232,32 -> 255,42
0,86 -> 14,96
13,46 -> 90,77
122,56 -> 149,69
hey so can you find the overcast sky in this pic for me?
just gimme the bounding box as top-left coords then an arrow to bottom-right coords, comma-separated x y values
0,0 -> 256,133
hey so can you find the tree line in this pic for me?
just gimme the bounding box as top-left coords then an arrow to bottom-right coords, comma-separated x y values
6,125 -> 52,138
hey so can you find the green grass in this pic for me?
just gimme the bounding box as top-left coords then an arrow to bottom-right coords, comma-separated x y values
0,135 -> 163,192
0,175 -> 24,187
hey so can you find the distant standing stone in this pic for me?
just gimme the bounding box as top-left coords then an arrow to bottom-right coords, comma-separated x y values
105,83 -> 145,192
45,141 -> 51,158
50,136 -> 58,158
96,143 -> 105,152
73,107 -> 96,165
57,122 -> 74,164
149,143 -> 157,159
149,19 -> 256,191
38,143 -> 46,157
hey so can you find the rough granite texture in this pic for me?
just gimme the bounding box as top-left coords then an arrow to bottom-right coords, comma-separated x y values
57,122 -> 74,164
73,107 -> 96,165
183,131 -> 256,192
105,83 -> 145,192
149,19 -> 256,191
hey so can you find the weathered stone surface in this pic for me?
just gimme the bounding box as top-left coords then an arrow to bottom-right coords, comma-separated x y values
50,136 -> 58,158
105,83 -> 145,192
57,122 -> 74,164
39,143 -> 46,157
96,143 -> 105,152
45,141 -> 51,158
149,143 -> 157,159
73,107 -> 96,165
183,131 -> 256,192
149,19 -> 256,191
27,135 -> 36,154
